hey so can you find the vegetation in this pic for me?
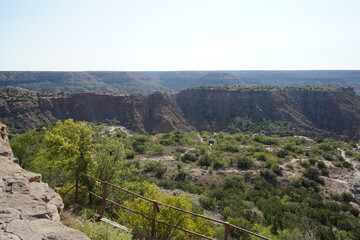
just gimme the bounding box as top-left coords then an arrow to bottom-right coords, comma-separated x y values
193,85 -> 342,92
10,120 -> 360,239
75,219 -> 132,240
1,71 -> 359,94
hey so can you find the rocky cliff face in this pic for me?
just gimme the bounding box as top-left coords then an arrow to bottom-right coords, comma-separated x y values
0,88 -> 193,134
0,121 -> 89,240
1,86 -> 360,139
175,87 -> 360,139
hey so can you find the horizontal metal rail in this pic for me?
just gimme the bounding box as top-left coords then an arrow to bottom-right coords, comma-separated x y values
68,171 -> 271,240
155,219 -> 215,240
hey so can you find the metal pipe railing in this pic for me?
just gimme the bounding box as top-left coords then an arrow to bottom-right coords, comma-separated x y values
65,171 -> 271,240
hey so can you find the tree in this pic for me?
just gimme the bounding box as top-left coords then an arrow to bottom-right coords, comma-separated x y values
10,131 -> 39,168
92,136 -> 127,182
34,119 -> 94,185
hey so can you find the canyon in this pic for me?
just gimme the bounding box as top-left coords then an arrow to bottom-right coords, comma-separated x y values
1,86 -> 360,140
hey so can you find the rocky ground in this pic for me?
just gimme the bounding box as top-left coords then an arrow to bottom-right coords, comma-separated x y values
0,122 -> 89,240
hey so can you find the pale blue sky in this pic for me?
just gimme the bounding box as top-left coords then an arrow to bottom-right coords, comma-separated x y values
0,0 -> 359,71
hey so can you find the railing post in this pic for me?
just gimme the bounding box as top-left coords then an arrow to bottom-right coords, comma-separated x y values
151,201 -> 160,239
75,171 -> 79,204
99,181 -> 108,217
224,222 -> 230,240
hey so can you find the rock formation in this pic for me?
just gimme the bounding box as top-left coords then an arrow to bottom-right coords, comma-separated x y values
175,87 -> 360,139
0,121 -> 89,239
1,86 -> 360,139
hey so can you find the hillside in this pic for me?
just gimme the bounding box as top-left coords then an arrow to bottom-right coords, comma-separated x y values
9,121 -> 360,239
1,71 -> 360,94
1,86 -> 360,140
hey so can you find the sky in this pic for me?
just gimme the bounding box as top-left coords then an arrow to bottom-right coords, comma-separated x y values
0,0 -> 360,71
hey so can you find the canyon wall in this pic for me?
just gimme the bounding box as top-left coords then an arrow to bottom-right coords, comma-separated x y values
1,87 -> 360,139
175,87 -> 360,139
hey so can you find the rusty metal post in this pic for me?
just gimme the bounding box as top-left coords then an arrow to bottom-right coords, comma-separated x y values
151,201 -> 159,239
75,171 -> 79,204
224,222 -> 230,240
99,181 -> 108,217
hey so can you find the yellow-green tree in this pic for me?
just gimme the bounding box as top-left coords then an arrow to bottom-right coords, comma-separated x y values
117,184 -> 215,240
33,119 -> 94,185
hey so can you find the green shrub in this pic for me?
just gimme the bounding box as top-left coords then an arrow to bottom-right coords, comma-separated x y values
260,169 -> 277,181
199,196 -> 216,210
253,134 -> 279,145
181,153 -> 197,162
215,139 -> 239,152
350,207 -> 360,217
323,153 -> 334,161
309,157 -> 317,165
277,149 -> 289,158
271,165 -> 283,176
317,161 -> 327,169
342,161 -> 353,169
76,220 -> 132,240
340,192 -> 353,203
143,162 -> 167,178
303,168 -> 321,182
175,147 -> 186,153
198,154 -> 213,167
213,159 -> 226,169
236,156 -> 254,169
159,131 -> 187,145
146,144 -> 165,157
321,169 -> 329,176
224,175 -> 245,189
345,150 -> 354,157
300,160 -> 311,168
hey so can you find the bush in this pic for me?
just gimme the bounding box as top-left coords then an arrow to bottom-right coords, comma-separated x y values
254,152 -> 269,161
198,154 -> 213,167
181,153 -> 197,162
224,175 -> 245,189
321,169 -> 329,176
253,134 -> 279,145
159,131 -> 187,146
271,165 -> 283,176
342,161 -> 353,169
213,159 -> 226,169
76,220 -> 132,240
309,157 -> 317,165
340,192 -> 353,203
146,144 -> 165,157
300,160 -> 311,168
175,147 -> 186,153
143,162 -> 167,178
260,169 -> 277,181
317,161 -> 327,169
175,168 -> 189,181
236,156 -> 254,169
345,150 -> 354,157
303,168 -> 321,182
277,149 -> 289,158
199,196 -> 216,210
215,139 -> 239,152
350,207 -> 360,217
323,153 -> 334,161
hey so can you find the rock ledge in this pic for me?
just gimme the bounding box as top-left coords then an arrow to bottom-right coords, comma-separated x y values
0,122 -> 89,240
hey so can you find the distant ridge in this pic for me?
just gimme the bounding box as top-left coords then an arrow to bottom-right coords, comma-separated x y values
0,70 -> 360,94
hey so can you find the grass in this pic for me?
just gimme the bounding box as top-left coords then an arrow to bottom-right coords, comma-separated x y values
61,210 -> 133,240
